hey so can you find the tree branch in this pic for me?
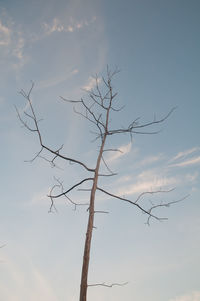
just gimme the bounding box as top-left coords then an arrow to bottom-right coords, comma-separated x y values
49,178 -> 94,199
108,108 -> 176,136
17,84 -> 95,172
48,177 -> 91,212
103,148 -> 123,153
101,155 -> 115,175
97,187 -> 188,224
88,281 -> 128,288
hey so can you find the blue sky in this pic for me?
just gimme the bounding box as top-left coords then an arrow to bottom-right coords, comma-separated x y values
0,0 -> 200,300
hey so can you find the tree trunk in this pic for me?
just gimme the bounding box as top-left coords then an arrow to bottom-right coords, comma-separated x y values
79,187 -> 95,301
79,135 -> 107,301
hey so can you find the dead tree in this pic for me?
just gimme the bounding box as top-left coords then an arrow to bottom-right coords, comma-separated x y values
16,67 -> 187,301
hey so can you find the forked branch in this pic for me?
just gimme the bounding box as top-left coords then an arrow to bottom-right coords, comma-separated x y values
48,177 -> 91,212
107,107 -> 176,136
49,178 -> 94,199
97,187 -> 188,224
16,83 -> 94,173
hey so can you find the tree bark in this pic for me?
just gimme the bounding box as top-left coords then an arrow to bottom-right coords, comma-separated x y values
79,134 -> 107,301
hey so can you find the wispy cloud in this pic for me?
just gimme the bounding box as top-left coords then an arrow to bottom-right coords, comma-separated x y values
0,20 -> 11,45
139,153 -> 164,166
82,76 -> 100,91
105,142 -> 132,163
43,16 -> 96,35
169,156 -> 200,168
116,170 -> 179,196
0,16 -> 27,70
0,254 -> 58,301
185,171 -> 199,182
31,266 -> 58,301
37,68 -> 79,90
169,291 -> 200,301
101,144 -> 200,198
170,147 -> 199,162
168,147 -> 200,168
29,189 -> 49,206
114,164 -> 198,197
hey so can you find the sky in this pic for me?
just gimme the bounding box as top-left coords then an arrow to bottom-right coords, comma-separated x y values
0,0 -> 200,300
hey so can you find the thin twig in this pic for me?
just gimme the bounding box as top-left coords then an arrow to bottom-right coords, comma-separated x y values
88,281 -> 128,288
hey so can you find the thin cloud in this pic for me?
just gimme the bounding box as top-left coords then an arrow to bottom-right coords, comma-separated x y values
169,291 -> 200,301
0,19 -> 11,45
105,142 -> 132,163
185,171 -> 199,182
0,254 -> 58,301
82,76 -> 100,91
28,189 -> 49,206
0,16 -> 27,70
114,166 -> 197,197
43,16 -> 96,35
37,68 -> 79,90
168,147 -> 200,168
117,175 -> 178,196
12,36 -> 25,60
43,18 -> 65,34
169,156 -> 200,168
139,153 -> 164,166
170,147 -> 199,162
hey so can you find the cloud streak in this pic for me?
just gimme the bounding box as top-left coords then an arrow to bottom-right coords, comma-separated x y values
116,170 -> 179,196
37,68 -> 79,90
139,153 -> 164,166
169,147 -> 200,168
169,156 -> 200,168
43,16 -> 96,35
0,20 -> 11,46
170,147 -> 199,162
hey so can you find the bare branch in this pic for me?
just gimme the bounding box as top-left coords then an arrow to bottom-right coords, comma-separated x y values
97,187 -> 160,220
49,178 -> 94,199
65,195 -> 89,211
43,144 -> 95,172
94,210 -> 109,214
81,98 -> 106,130
48,177 -> 90,212
101,155 -> 115,175
16,87 -> 95,172
135,189 -> 175,203
110,104 -> 125,112
98,172 -> 118,177
97,187 -> 187,224
108,107 -> 176,136
60,96 -> 82,104
103,148 -> 123,154
24,147 -> 43,163
15,106 -> 37,132
88,281 -> 128,288
146,194 -> 190,225
38,155 -> 63,169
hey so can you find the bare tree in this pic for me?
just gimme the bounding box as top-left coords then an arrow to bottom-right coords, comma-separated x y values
16,67 -> 187,301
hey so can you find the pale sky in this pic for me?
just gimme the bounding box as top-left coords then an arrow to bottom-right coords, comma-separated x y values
0,0 -> 200,300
